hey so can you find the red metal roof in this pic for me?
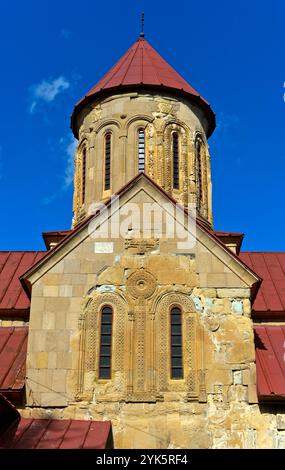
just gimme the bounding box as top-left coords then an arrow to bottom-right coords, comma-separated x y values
72,38 -> 215,137
0,327 -> 28,396
0,251 -> 45,315
254,326 -> 285,400
0,418 -> 112,449
240,252 -> 285,319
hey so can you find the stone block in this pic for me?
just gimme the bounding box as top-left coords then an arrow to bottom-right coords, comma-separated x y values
52,369 -> 67,393
226,340 -> 255,364
29,330 -> 46,352
59,285 -> 73,297
41,392 -> 67,407
231,300 -> 244,315
36,352 -> 48,368
72,285 -> 85,297
56,331 -> 70,352
66,312 -> 79,330
71,274 -> 88,285
55,312 -> 66,330
98,266 -> 124,285
36,369 -> 53,393
197,252 -> 213,272
207,274 -> 227,288
45,297 -> 70,314
56,352 -> 72,369
233,370 -> 242,385
243,299 -> 251,316
227,385 -> 248,402
247,384 -> 258,404
69,297 -> 83,313
64,259 -> 81,273
217,288 -> 250,298
42,311 -> 55,330
32,283 -> 43,297
205,369 -> 233,392
49,261 -> 64,273
48,352 -> 57,369
43,286 -> 59,297
277,415 -> 285,430
212,298 -> 231,314
44,274 -> 60,285
201,288 -> 217,298
80,260 -> 96,273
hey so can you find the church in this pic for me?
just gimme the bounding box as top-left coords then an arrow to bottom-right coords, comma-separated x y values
0,33 -> 285,449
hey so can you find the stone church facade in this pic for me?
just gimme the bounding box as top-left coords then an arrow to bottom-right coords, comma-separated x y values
0,36 -> 285,449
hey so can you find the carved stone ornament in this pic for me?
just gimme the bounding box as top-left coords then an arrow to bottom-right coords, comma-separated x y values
205,314 -> 220,332
124,237 -> 159,254
91,105 -> 102,123
126,269 -> 156,299
157,101 -> 173,115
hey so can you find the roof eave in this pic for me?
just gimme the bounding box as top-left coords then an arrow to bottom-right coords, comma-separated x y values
70,84 -> 216,139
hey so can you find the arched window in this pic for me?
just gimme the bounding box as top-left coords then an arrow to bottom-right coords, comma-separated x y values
99,306 -> 113,379
82,147 -> 86,204
195,138 -> 203,210
170,307 -> 183,379
104,133 -> 111,191
172,132 -> 179,189
138,128 -> 145,172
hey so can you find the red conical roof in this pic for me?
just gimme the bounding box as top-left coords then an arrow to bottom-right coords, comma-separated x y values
71,37 -> 215,136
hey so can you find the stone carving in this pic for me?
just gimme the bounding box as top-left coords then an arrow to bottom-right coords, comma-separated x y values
135,305 -> 146,391
91,105 -> 102,123
186,316 -> 196,398
124,238 -> 159,255
76,291 -> 127,401
126,269 -> 156,299
157,101 -> 173,115
146,123 -> 155,179
205,314 -> 220,332
156,292 -> 198,396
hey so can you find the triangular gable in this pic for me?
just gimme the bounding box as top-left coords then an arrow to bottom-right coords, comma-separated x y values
20,173 -> 261,296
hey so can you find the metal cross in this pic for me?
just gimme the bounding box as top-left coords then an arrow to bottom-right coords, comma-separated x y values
140,12 -> 145,37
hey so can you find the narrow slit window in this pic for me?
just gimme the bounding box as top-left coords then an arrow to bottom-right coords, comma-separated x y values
138,128 -> 145,172
170,307 -> 183,379
82,147 -> 86,204
104,133 -> 111,190
196,139 -> 203,209
172,132 -> 179,189
99,306 -> 113,379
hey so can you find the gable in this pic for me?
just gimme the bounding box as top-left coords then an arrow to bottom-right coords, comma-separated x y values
21,175 -> 260,293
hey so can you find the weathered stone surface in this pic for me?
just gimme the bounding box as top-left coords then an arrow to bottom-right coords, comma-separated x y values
22,142 -> 278,448
277,414 -> 285,430
217,288 -> 251,298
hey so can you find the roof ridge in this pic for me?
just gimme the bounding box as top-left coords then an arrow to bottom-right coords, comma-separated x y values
121,40 -> 141,85
71,37 -> 216,138
143,39 -> 161,84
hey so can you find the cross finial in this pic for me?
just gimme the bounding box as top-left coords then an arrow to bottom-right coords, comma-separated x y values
140,12 -> 145,37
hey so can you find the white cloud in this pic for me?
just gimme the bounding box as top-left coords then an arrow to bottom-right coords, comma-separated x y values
63,134 -> 77,189
29,76 -> 70,113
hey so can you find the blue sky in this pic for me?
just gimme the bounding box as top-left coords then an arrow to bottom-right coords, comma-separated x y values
0,0 -> 284,251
